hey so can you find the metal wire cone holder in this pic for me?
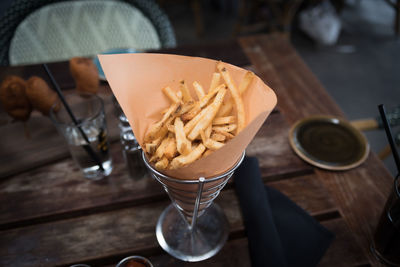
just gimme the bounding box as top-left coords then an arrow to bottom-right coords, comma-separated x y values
142,151 -> 245,262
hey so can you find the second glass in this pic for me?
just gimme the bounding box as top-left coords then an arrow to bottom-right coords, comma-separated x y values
50,92 -> 113,180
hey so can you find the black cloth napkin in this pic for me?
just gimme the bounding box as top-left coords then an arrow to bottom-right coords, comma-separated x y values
234,156 -> 335,267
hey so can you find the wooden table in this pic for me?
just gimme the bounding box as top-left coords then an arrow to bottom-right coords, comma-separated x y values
0,34 -> 394,266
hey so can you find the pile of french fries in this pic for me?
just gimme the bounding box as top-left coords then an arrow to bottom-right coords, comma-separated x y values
143,62 -> 254,170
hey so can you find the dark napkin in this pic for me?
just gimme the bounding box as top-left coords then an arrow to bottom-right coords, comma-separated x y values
234,156 -> 335,267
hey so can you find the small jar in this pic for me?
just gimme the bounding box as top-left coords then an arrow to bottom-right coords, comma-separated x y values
116,255 -> 153,267
120,129 -> 147,180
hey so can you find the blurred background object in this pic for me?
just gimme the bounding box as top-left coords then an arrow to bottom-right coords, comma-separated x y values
0,0 -> 176,66
160,0 -> 400,175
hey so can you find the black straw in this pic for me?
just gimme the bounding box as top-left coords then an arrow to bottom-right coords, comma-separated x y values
43,64 -> 104,171
378,104 -> 400,173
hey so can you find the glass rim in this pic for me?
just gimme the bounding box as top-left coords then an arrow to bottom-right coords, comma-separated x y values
49,92 -> 104,128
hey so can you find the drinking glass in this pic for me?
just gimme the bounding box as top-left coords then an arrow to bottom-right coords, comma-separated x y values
142,151 -> 245,262
50,92 -> 113,180
371,174 -> 400,266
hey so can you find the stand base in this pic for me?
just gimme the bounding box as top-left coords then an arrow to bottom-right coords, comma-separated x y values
156,203 -> 229,262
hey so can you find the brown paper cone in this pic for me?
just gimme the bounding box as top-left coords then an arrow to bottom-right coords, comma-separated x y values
99,53 -> 277,179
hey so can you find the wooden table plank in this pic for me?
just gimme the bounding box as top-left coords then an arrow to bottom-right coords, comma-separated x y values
147,219 -> 368,267
0,112 -> 311,229
0,182 -> 351,267
239,33 -> 393,266
246,110 -> 313,181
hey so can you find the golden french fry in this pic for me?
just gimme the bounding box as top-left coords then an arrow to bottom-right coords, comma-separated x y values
205,124 -> 212,138
155,157 -> 169,169
145,143 -> 157,155
178,101 -> 196,115
213,129 -> 234,139
212,116 -> 236,125
217,100 -> 233,117
184,104 -> 212,135
155,136 -> 171,160
175,117 -> 191,155
211,132 -> 226,142
217,62 -> 245,134
162,86 -> 180,103
239,71 -> 255,95
164,137 -> 177,159
176,90 -> 183,100
144,102 -> 180,142
209,72 -> 221,92
193,81 -> 205,100
188,87 -> 227,140
167,124 -> 175,133
170,143 -> 206,169
199,83 -> 224,108
204,139 -> 224,150
203,149 -> 213,157
200,129 -> 224,150
179,80 -> 193,102
213,124 -> 237,133
181,102 -> 201,121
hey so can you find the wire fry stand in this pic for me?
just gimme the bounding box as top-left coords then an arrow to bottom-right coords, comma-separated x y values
142,151 -> 245,262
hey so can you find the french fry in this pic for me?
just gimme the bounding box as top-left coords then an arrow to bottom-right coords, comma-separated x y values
204,139 -> 224,150
184,104 -> 213,135
145,143 -> 157,155
181,102 -> 201,121
193,81 -> 205,100
200,130 -> 224,150
211,132 -> 226,142
155,157 -> 169,169
167,124 -> 175,133
213,124 -> 237,133
213,129 -> 234,139
155,136 -> 172,160
238,71 -> 255,95
199,83 -> 224,108
144,62 -> 253,170
175,117 -> 191,155
164,137 -> 177,159
178,101 -> 196,115
179,80 -> 193,102
205,124 -> 212,138
188,87 -> 227,140
203,149 -> 213,157
209,72 -> 221,91
144,102 -> 180,142
170,143 -> 206,169
162,86 -> 180,103
217,100 -> 233,117
217,62 -> 245,134
176,90 -> 183,100
212,116 -> 235,125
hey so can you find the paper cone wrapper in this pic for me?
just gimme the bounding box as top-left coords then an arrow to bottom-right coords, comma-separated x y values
99,53 -> 277,179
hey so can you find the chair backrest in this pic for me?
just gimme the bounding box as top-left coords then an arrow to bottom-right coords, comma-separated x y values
0,0 -> 176,66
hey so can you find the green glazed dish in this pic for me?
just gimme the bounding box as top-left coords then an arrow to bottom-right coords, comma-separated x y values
289,115 -> 370,171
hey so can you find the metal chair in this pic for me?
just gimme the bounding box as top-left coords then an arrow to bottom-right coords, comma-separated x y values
0,0 -> 176,66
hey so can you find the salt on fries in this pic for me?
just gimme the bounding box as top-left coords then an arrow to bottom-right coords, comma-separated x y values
143,62 -> 254,170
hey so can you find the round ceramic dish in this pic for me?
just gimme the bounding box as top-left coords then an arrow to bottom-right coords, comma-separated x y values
289,115 -> 370,171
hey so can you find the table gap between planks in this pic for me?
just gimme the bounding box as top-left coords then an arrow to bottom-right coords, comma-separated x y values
0,34 -> 393,267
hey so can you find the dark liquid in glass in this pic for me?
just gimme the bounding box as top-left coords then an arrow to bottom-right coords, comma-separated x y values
372,177 -> 400,266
